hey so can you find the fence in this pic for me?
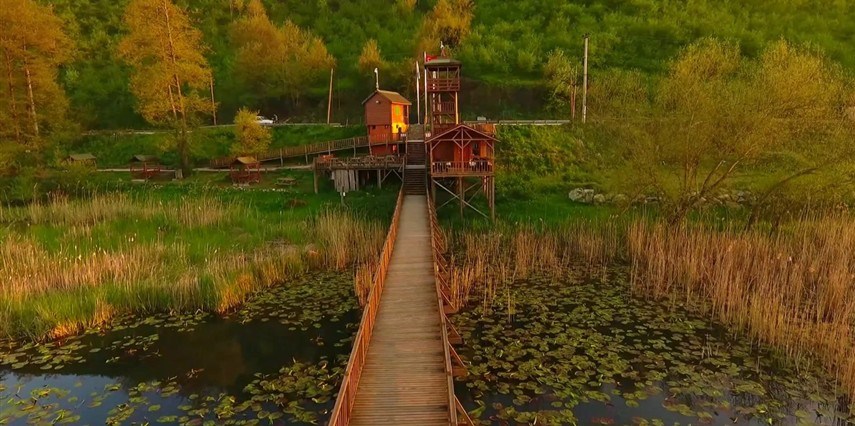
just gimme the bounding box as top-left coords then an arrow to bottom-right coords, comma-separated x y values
327,188 -> 405,426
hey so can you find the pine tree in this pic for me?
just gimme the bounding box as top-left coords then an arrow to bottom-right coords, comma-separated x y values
118,0 -> 214,174
0,0 -> 72,167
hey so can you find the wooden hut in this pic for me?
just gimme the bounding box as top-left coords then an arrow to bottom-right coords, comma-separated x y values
362,89 -> 411,155
425,54 -> 496,219
129,155 -> 161,180
230,156 -> 261,184
65,153 -> 97,168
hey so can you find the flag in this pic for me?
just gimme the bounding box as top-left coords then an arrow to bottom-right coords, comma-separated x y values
425,53 -> 438,63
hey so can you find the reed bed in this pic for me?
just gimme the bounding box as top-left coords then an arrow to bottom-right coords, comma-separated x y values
449,214 -> 855,397
0,193 -> 385,340
628,217 -> 855,396
448,221 -> 623,311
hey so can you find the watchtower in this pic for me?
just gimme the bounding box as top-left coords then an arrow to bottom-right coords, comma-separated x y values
425,57 -> 461,136
425,55 -> 496,219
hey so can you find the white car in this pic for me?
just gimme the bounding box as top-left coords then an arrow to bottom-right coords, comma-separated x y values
255,116 -> 274,125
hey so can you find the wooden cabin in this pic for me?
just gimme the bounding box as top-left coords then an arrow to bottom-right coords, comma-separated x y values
65,153 -> 96,168
129,155 -> 161,180
362,90 -> 411,156
230,156 -> 261,184
428,125 -> 496,176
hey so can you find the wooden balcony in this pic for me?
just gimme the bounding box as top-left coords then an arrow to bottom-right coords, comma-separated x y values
315,155 -> 406,171
426,78 -> 460,92
431,160 -> 493,176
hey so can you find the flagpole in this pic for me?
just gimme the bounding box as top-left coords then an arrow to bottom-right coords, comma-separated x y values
423,52 -> 428,131
415,61 -> 421,125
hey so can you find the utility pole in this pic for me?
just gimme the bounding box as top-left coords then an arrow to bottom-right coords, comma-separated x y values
582,34 -> 589,124
327,68 -> 334,124
415,61 -> 421,125
209,76 -> 217,126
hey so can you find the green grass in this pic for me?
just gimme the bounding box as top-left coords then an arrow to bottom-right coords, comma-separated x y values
66,125 -> 365,169
0,173 -> 398,340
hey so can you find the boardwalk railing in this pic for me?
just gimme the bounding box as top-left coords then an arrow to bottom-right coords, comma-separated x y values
431,161 -> 494,176
328,188 -> 405,426
314,155 -> 406,171
210,136 -> 371,168
427,191 -> 475,426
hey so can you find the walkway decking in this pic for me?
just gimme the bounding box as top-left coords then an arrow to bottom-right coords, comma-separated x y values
349,195 -> 449,425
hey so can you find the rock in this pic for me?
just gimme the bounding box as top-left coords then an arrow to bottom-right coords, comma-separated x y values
593,194 -> 606,204
613,194 -> 629,204
568,188 -> 587,202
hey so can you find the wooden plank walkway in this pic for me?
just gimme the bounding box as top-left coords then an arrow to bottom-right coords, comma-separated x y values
349,195 -> 450,425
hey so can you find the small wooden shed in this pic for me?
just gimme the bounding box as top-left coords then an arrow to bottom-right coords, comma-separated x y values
129,155 -> 162,180
65,153 -> 97,168
230,156 -> 261,184
363,89 -> 411,155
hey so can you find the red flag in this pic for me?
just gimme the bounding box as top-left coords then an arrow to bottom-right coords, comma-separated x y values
425,54 -> 438,63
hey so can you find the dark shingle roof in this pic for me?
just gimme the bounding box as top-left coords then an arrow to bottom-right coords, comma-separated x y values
362,90 -> 412,106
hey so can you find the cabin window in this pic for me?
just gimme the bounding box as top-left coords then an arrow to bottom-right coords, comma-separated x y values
472,142 -> 480,157
371,125 -> 376,130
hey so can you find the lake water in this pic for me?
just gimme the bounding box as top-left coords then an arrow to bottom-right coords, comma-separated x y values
0,272 -> 358,425
452,269 -> 855,425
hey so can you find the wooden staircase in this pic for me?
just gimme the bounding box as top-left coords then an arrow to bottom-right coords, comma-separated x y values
404,136 -> 427,195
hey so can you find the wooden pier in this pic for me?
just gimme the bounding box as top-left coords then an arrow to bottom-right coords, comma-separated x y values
328,190 -> 471,426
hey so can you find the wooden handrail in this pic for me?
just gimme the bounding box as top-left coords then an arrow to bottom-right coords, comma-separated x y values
328,188 -> 405,426
210,136 -> 370,168
427,189 -> 474,426
431,161 -> 493,175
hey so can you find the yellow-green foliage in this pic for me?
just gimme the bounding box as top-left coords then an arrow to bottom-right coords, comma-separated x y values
233,108 -> 272,156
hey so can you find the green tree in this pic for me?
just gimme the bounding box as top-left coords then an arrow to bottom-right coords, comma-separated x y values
0,0 -> 73,170
543,49 -> 578,118
232,108 -> 271,156
118,0 -> 214,174
743,41 -> 855,227
418,0 -> 474,53
358,39 -> 385,77
231,0 -> 334,105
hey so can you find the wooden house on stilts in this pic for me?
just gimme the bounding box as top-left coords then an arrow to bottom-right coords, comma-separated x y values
425,55 -> 496,219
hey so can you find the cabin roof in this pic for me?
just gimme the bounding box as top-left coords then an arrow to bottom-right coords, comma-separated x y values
425,57 -> 461,67
130,154 -> 159,163
362,90 -> 412,106
428,124 -> 497,143
67,153 -> 96,161
232,156 -> 259,165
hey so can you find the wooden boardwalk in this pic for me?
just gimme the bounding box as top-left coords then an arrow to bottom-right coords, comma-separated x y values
350,195 -> 449,425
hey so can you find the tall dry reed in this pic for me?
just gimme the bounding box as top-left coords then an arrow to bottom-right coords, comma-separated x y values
627,217 -> 855,396
448,221 -> 623,311
0,195 -> 386,340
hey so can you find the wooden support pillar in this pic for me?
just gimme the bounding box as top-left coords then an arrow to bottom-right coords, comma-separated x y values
458,177 -> 464,218
377,169 -> 381,189
313,168 -> 319,194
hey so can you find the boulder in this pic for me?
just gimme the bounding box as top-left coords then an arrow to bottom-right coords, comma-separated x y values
593,194 -> 606,204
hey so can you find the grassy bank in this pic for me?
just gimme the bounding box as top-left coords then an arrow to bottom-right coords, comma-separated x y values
0,182 -> 393,340
67,125 -> 364,169
447,214 -> 855,399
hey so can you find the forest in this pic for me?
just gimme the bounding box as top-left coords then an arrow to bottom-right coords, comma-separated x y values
15,0 -> 855,130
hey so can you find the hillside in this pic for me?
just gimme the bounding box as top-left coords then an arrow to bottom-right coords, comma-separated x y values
48,0 -> 855,129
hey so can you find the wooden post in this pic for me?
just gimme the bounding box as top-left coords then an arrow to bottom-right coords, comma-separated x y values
280,148 -> 283,167
313,167 -> 319,194
458,177 -> 464,218
377,169 -> 382,189
583,34 -> 589,124
210,76 -> 217,125
327,68 -> 334,124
